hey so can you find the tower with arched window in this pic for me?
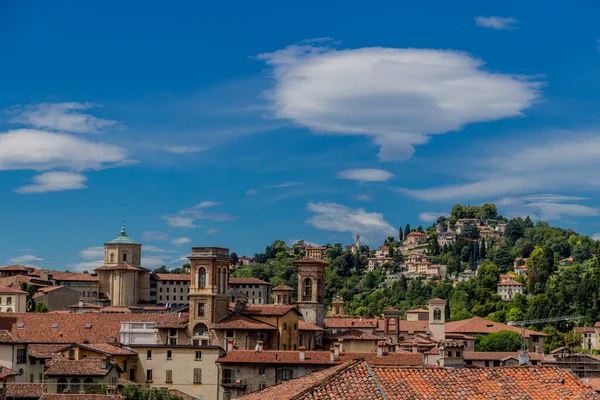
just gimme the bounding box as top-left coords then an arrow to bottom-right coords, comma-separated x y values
295,258 -> 328,328
188,246 -> 231,345
428,297 -> 446,340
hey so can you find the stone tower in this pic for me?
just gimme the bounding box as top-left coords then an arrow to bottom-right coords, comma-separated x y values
428,298 -> 446,340
188,247 -> 231,345
327,295 -> 345,317
96,224 -> 150,307
295,258 -> 328,328
273,285 -> 294,305
355,234 -> 361,249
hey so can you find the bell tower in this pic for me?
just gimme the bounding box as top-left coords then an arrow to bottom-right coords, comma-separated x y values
295,258 -> 328,328
188,247 -> 231,345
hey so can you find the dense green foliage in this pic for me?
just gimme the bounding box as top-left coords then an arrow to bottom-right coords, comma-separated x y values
85,383 -> 107,394
120,385 -> 183,400
231,204 -> 600,352
475,330 -> 522,352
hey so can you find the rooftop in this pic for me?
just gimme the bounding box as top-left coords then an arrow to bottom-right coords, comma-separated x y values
229,277 -> 271,285
105,224 -> 139,245
242,304 -> 300,317
212,313 -> 277,330
45,358 -> 115,376
0,286 -> 27,294
446,317 -> 547,338
325,317 -> 378,329
273,284 -> 294,291
153,273 -> 191,281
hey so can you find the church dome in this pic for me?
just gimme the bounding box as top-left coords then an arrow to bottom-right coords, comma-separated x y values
106,224 -> 139,244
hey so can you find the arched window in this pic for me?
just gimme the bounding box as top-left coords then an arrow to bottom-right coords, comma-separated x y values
6,308 -> 12,313
303,278 -> 313,300
70,378 -> 81,394
194,323 -> 209,336
433,308 -> 441,321
198,268 -> 206,288
92,291 -> 97,298
57,378 -> 68,394
83,378 -> 93,385
110,253 -> 115,263
217,268 -> 222,294
222,268 -> 227,294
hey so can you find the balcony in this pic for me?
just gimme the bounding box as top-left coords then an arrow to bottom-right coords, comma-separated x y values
301,296 -> 313,302
221,378 -> 246,388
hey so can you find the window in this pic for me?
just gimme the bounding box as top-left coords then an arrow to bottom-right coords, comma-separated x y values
68,349 -> 75,359
122,253 -> 127,262
225,329 -> 234,338
180,296 -> 183,301
294,323 -> 297,331
110,253 -> 115,263
57,378 -> 68,393
180,288 -> 184,293
193,368 -> 202,384
532,336 -> 539,342
456,351 -> 461,357
167,350 -> 172,360
160,288 -> 163,292
38,373 -> 42,382
17,349 -> 26,364
198,268 -> 206,288
283,323 -> 287,331
51,324 -> 58,329
159,295 -> 163,301
259,384 -> 266,390
147,350 -> 152,360
146,369 -> 153,382
166,296 -> 169,301
447,351 -> 452,357
280,369 -> 292,381
7,297 -> 12,305
166,370 -> 173,383
195,351 -> 202,360
70,378 -> 81,394
194,323 -> 208,336
85,323 -> 93,329
17,323 -> 24,329
197,303 -> 205,317
259,367 -> 266,375
166,288 -> 170,293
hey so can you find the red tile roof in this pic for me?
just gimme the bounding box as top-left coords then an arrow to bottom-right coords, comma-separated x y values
0,365 -> 17,379
446,317 -> 547,338
464,351 -> 545,361
273,285 -> 294,291
242,304 -> 299,317
239,361 -> 600,400
407,308 -> 429,313
67,302 -> 102,309
54,273 -> 99,282
0,330 -> 29,343
153,273 -> 191,281
406,232 -> 427,236
297,320 -> 323,331
45,358 -> 115,376
575,327 -> 595,333
0,265 -> 33,272
6,383 -> 46,398
0,312 -> 189,343
40,395 -> 122,400
100,306 -> 131,313
498,280 -> 523,286
325,317 -> 378,329
212,314 -> 277,330
0,286 -> 27,294
229,277 -> 270,285
61,343 -> 138,356
327,329 -> 380,341
29,344 -> 71,358
37,286 -> 66,293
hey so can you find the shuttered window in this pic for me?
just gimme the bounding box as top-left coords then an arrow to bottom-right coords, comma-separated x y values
166,370 -> 173,383
193,368 -> 202,384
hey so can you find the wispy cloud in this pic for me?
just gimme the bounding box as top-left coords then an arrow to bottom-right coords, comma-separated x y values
475,16 -> 518,30
305,201 -> 395,240
337,169 -> 393,182
69,260 -> 103,273
265,182 -> 303,189
144,245 -> 175,253
9,254 -> 43,265
78,246 -> 104,260
164,146 -> 207,154
16,171 -> 87,193
257,43 -> 540,160
171,237 -> 192,246
353,194 -> 372,201
163,216 -> 199,228
163,201 -> 235,228
206,228 -> 219,235
497,195 -> 599,221
419,212 -> 446,223
245,188 -> 259,196
9,102 -> 118,134
143,231 -> 169,242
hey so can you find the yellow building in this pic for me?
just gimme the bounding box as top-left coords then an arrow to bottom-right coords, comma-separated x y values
0,287 -> 27,313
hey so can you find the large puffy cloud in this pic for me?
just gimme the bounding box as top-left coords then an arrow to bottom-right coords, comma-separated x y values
257,44 -> 541,160
305,201 -> 395,238
0,129 -> 128,171
496,195 -> 599,221
10,102 -> 117,133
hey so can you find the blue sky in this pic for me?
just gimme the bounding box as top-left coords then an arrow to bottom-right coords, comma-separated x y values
2,0 -> 600,271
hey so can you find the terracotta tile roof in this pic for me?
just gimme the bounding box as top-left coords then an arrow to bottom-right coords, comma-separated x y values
0,275 -> 49,289
294,258 -> 329,265
67,302 -> 102,309
327,329 -> 381,341
239,362 -> 600,399
406,232 -> 427,236
298,320 -> 324,331
0,265 -> 33,272
40,395 -> 122,400
498,280 -> 523,286
273,285 -> 294,291
217,350 -> 337,365
325,317 -> 378,329
153,273 -> 191,281
6,383 -> 46,398
62,343 -> 137,356
0,312 -> 189,343
377,319 -> 429,334
0,286 -> 27,294
100,306 -> 131,313
0,330 -> 29,343
29,344 -> 70,358
54,273 -> 99,282
407,308 -> 429,313
585,377 -> 600,392
446,317 -> 547,338
37,286 -> 65,293
429,297 -> 446,303
575,327 -> 595,333
0,365 -> 17,379
45,358 -> 115,376
212,314 -> 277,330
340,352 -> 423,366
229,277 -> 270,285
464,351 -> 545,361
95,264 -> 146,271
242,304 -> 300,317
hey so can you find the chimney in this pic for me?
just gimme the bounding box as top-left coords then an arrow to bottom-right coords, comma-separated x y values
377,340 -> 385,357
101,356 -> 110,370
338,338 -> 344,354
78,300 -> 84,308
227,339 -> 234,352
334,342 -> 340,357
256,340 -> 264,352
330,348 -> 335,363
299,346 -> 306,361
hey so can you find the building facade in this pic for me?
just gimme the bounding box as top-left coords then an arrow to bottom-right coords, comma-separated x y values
150,274 -> 190,307
229,278 -> 271,304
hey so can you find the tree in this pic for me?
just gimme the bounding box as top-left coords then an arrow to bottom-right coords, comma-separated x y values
461,224 -> 479,240
542,326 -> 565,353
152,265 -> 169,274
230,252 -> 239,265
398,227 -> 404,241
478,241 -> 487,260
416,226 -> 424,233
19,282 -> 35,312
451,204 -> 466,219
404,224 -> 411,237
35,302 -> 48,313
505,218 -> 525,245
86,383 -> 107,394
479,203 -> 498,220
572,241 -> 592,263
564,330 -> 583,350
254,253 -> 267,264
475,330 -> 522,352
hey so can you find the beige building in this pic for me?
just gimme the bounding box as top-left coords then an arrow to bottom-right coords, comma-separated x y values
52,272 -> 99,305
305,246 -> 326,260
33,286 -> 80,312
0,287 -> 27,313
497,280 -> 524,301
367,257 -> 393,271
151,273 -> 190,307
405,232 -> 427,247
0,331 -> 29,382
95,225 -> 151,307
229,277 -> 271,304
296,258 -> 327,329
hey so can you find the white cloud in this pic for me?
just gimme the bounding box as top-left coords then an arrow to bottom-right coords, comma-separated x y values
206,228 -> 219,235
143,231 -> 169,242
257,44 -> 540,160
16,171 -> 87,193
0,129 -> 128,171
401,133 -> 600,202
192,201 -> 220,209
265,182 -> 303,189
69,260 -> 103,273
245,188 -> 259,196
593,233 -> 600,241
79,246 -> 104,260
10,102 -> 117,133
305,202 -> 395,238
143,257 -> 166,269
144,245 -> 175,253
164,146 -> 207,154
337,168 -> 393,182
354,194 -> 372,201
9,254 -> 43,264
497,196 -> 599,221
419,212 -> 446,223
171,237 -> 192,246
475,16 -> 518,30
163,216 -> 198,228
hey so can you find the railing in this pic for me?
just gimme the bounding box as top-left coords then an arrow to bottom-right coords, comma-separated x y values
302,296 -> 313,302
221,378 -> 246,387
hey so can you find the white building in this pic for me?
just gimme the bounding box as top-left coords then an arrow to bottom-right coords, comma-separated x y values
497,280 -> 523,301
